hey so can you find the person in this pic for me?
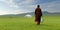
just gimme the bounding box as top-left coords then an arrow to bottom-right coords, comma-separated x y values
35,5 -> 42,25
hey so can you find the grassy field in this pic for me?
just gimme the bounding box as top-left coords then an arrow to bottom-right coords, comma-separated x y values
0,15 -> 60,30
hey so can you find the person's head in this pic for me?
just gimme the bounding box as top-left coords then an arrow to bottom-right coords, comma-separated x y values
37,5 -> 40,8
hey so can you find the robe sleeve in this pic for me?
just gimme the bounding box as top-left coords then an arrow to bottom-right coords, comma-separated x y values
40,9 -> 42,16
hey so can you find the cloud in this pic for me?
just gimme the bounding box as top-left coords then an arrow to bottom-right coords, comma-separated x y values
17,0 -> 60,13
18,0 -> 35,5
0,0 -> 19,9
0,9 -> 9,15
0,0 -> 13,4
0,0 -> 60,15
40,1 -> 60,13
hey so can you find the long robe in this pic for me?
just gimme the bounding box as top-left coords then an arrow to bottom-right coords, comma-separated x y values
35,7 -> 42,25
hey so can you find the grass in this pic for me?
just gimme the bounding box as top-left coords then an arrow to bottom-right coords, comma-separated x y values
0,15 -> 60,30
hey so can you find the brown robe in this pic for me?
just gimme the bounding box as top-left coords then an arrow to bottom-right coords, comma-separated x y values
35,7 -> 42,25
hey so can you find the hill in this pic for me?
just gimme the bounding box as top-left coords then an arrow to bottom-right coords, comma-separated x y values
0,11 -> 60,17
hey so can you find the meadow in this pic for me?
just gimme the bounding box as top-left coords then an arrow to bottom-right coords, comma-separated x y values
0,15 -> 60,30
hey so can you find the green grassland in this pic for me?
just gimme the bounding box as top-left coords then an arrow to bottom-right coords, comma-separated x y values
0,15 -> 60,30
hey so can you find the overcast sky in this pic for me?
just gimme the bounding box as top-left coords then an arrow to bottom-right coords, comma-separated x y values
0,0 -> 60,15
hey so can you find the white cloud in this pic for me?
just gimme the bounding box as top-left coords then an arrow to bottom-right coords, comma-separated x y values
0,0 -> 60,15
11,9 -> 29,14
0,9 -> 9,15
0,0 -> 13,4
19,0 -> 35,5
40,1 -> 60,13
0,0 -> 19,9
9,4 -> 19,9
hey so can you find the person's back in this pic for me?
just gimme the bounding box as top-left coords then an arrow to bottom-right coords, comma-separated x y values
35,5 -> 42,25
35,7 -> 42,16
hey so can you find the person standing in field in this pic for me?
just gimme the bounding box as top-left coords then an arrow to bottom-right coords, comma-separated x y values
35,5 -> 42,25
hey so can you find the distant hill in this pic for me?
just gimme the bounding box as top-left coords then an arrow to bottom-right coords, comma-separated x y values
17,11 -> 60,15
0,11 -> 60,17
13,11 -> 60,16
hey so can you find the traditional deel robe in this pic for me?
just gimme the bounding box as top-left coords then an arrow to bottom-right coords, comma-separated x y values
35,7 -> 42,24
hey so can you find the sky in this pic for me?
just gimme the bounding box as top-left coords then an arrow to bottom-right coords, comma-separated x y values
0,0 -> 60,15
